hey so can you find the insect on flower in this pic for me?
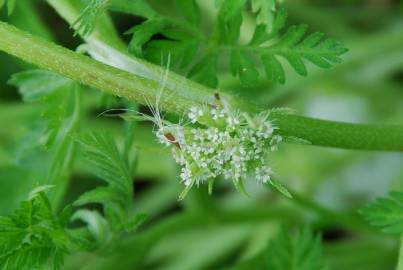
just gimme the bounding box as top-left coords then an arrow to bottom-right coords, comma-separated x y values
121,56 -> 290,199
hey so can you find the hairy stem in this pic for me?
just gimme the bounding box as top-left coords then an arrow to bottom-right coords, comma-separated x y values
0,21 -> 403,151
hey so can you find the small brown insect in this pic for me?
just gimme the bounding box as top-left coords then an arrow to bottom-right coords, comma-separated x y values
164,132 -> 181,149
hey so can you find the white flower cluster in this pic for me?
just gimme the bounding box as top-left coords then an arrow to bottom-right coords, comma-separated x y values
156,103 -> 283,198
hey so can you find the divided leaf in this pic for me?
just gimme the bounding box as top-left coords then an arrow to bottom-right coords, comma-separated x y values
188,54 -> 218,88
266,24 -> 348,76
9,70 -> 82,195
72,0 -> 156,38
359,191 -> 403,234
251,0 -> 277,27
72,0 -> 110,37
110,0 -> 156,19
125,0 -> 348,88
0,186 -> 78,270
175,0 -> 200,25
230,50 -> 259,87
127,19 -> 169,57
217,0 -> 246,44
8,70 -> 73,103
75,132 -> 139,233
262,228 -> 328,270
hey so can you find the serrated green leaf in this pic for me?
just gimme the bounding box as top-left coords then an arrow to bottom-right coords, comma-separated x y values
262,54 -> 285,84
359,191 -> 403,234
28,185 -> 55,200
144,35 -> 199,69
249,24 -> 270,46
124,0 -> 347,87
219,0 -> 247,21
274,24 -> 309,48
9,70 -> 82,207
75,132 -> 137,232
71,209 -> 111,245
230,50 -> 260,87
126,19 -> 168,57
188,54 -> 218,88
72,0 -> 110,37
175,0 -> 200,25
283,53 -> 308,76
218,0 -> 246,44
251,0 -> 276,26
263,228 -> 328,270
262,22 -> 347,81
8,70 -> 73,102
0,187 -> 78,270
77,132 -> 132,194
74,186 -> 125,207
110,0 -> 156,18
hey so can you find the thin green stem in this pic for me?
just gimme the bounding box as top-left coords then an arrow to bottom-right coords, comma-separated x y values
0,21 -> 403,151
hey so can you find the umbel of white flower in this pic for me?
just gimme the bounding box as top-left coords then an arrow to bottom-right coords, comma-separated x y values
155,102 -> 286,199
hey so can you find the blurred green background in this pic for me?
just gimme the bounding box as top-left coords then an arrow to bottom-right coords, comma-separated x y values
0,0 -> 403,269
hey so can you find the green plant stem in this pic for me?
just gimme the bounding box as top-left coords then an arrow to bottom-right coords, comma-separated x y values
1,21 -> 403,151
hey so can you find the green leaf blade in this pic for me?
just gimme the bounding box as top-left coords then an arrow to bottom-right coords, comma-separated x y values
264,228 -> 328,270
359,191 -> 403,234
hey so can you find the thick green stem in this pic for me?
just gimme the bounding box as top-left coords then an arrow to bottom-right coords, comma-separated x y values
272,113 -> 403,151
0,21 -> 403,151
0,21 -> 214,113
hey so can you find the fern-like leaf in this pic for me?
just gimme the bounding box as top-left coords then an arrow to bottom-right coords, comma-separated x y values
72,0 -> 155,38
8,70 -> 82,203
72,0 -> 110,37
359,191 -> 403,234
262,227 -> 328,270
251,0 -> 277,28
126,0 -> 348,88
75,132 -> 143,234
0,186 -> 78,270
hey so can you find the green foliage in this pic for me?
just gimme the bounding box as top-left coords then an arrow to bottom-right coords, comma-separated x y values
9,70 -> 72,103
251,0 -> 276,27
72,0 -> 156,37
262,228 -> 328,270
0,186 -> 79,270
359,192 -> 403,234
125,0 -> 348,88
8,70 -> 82,205
75,132 -> 144,236
72,0 -> 110,37
232,227 -> 328,270
2,1 -> 403,270
0,0 -> 16,15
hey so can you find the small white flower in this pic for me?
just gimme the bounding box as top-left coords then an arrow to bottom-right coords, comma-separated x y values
206,128 -> 219,142
226,116 -> 240,129
180,166 -> 193,186
256,166 -> 273,184
211,108 -> 225,120
156,105 -> 283,198
188,106 -> 204,123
